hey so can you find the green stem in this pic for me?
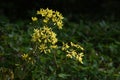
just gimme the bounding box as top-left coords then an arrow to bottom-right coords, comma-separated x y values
53,51 -> 58,68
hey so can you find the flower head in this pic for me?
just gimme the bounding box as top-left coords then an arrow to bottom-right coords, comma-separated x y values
62,42 -> 84,64
32,26 -> 58,54
36,8 -> 64,29
31,17 -> 38,21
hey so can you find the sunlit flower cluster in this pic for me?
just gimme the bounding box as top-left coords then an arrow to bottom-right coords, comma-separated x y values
62,42 -> 84,63
30,8 -> 84,64
31,26 -> 58,53
36,8 -> 64,29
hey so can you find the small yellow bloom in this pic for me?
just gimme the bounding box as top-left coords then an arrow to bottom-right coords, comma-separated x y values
71,50 -> 77,57
39,44 -> 49,53
78,46 -> 84,51
70,42 -> 84,50
57,21 -> 63,29
31,29 -> 40,42
47,10 -> 53,18
37,8 -> 47,16
52,17 -> 57,22
43,18 -> 49,23
21,54 -> 28,60
76,53 -> 84,64
39,44 -> 47,50
62,42 -> 70,51
31,17 -> 38,21
66,54 -> 72,58
37,11 -> 40,15
55,11 -> 64,19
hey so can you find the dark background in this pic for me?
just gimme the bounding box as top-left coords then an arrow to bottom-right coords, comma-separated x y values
0,0 -> 120,21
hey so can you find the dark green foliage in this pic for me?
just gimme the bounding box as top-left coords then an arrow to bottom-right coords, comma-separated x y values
0,15 -> 120,79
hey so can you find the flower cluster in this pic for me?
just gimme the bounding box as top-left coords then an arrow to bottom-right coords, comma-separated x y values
31,26 -> 58,53
62,42 -> 84,64
34,8 -> 64,29
31,8 -> 84,64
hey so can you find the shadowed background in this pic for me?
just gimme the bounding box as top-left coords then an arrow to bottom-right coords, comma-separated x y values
0,0 -> 120,21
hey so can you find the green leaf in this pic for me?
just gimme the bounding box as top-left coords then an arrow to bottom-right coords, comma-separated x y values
49,66 -> 54,72
58,73 -> 70,79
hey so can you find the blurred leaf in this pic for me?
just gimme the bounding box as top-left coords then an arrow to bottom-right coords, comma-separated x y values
58,73 -> 70,79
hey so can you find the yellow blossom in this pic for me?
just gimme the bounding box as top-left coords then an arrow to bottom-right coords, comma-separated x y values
76,53 -> 84,64
66,50 -> 77,58
21,54 -> 28,60
57,21 -> 63,29
66,54 -> 72,58
70,42 -> 84,50
62,42 -> 70,51
21,54 -> 35,64
62,42 -> 84,64
43,17 -> 49,23
31,26 -> 58,54
39,44 -> 48,53
31,17 -> 38,21
31,29 -> 40,42
37,8 -> 47,16
56,11 -> 64,19
71,50 -> 77,57
47,9 -> 53,18
36,8 -> 64,29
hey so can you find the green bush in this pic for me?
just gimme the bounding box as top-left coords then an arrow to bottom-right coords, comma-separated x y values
0,10 -> 120,80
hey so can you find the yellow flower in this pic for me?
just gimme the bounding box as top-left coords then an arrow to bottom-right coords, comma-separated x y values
52,17 -> 57,22
66,54 -> 72,58
39,44 -> 48,53
31,17 -> 38,21
37,10 -> 41,15
21,54 -> 35,64
31,29 -> 40,42
70,42 -> 84,50
71,50 -> 77,57
31,26 -> 58,54
62,42 -> 84,64
55,11 -> 64,19
47,9 -> 53,18
76,52 -> 84,64
62,42 -> 70,51
31,27 -> 57,53
66,50 -> 77,58
66,50 -> 84,64
43,18 -> 49,23
21,54 -> 28,60
37,8 -> 47,16
36,8 -> 64,29
57,21 -> 63,29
